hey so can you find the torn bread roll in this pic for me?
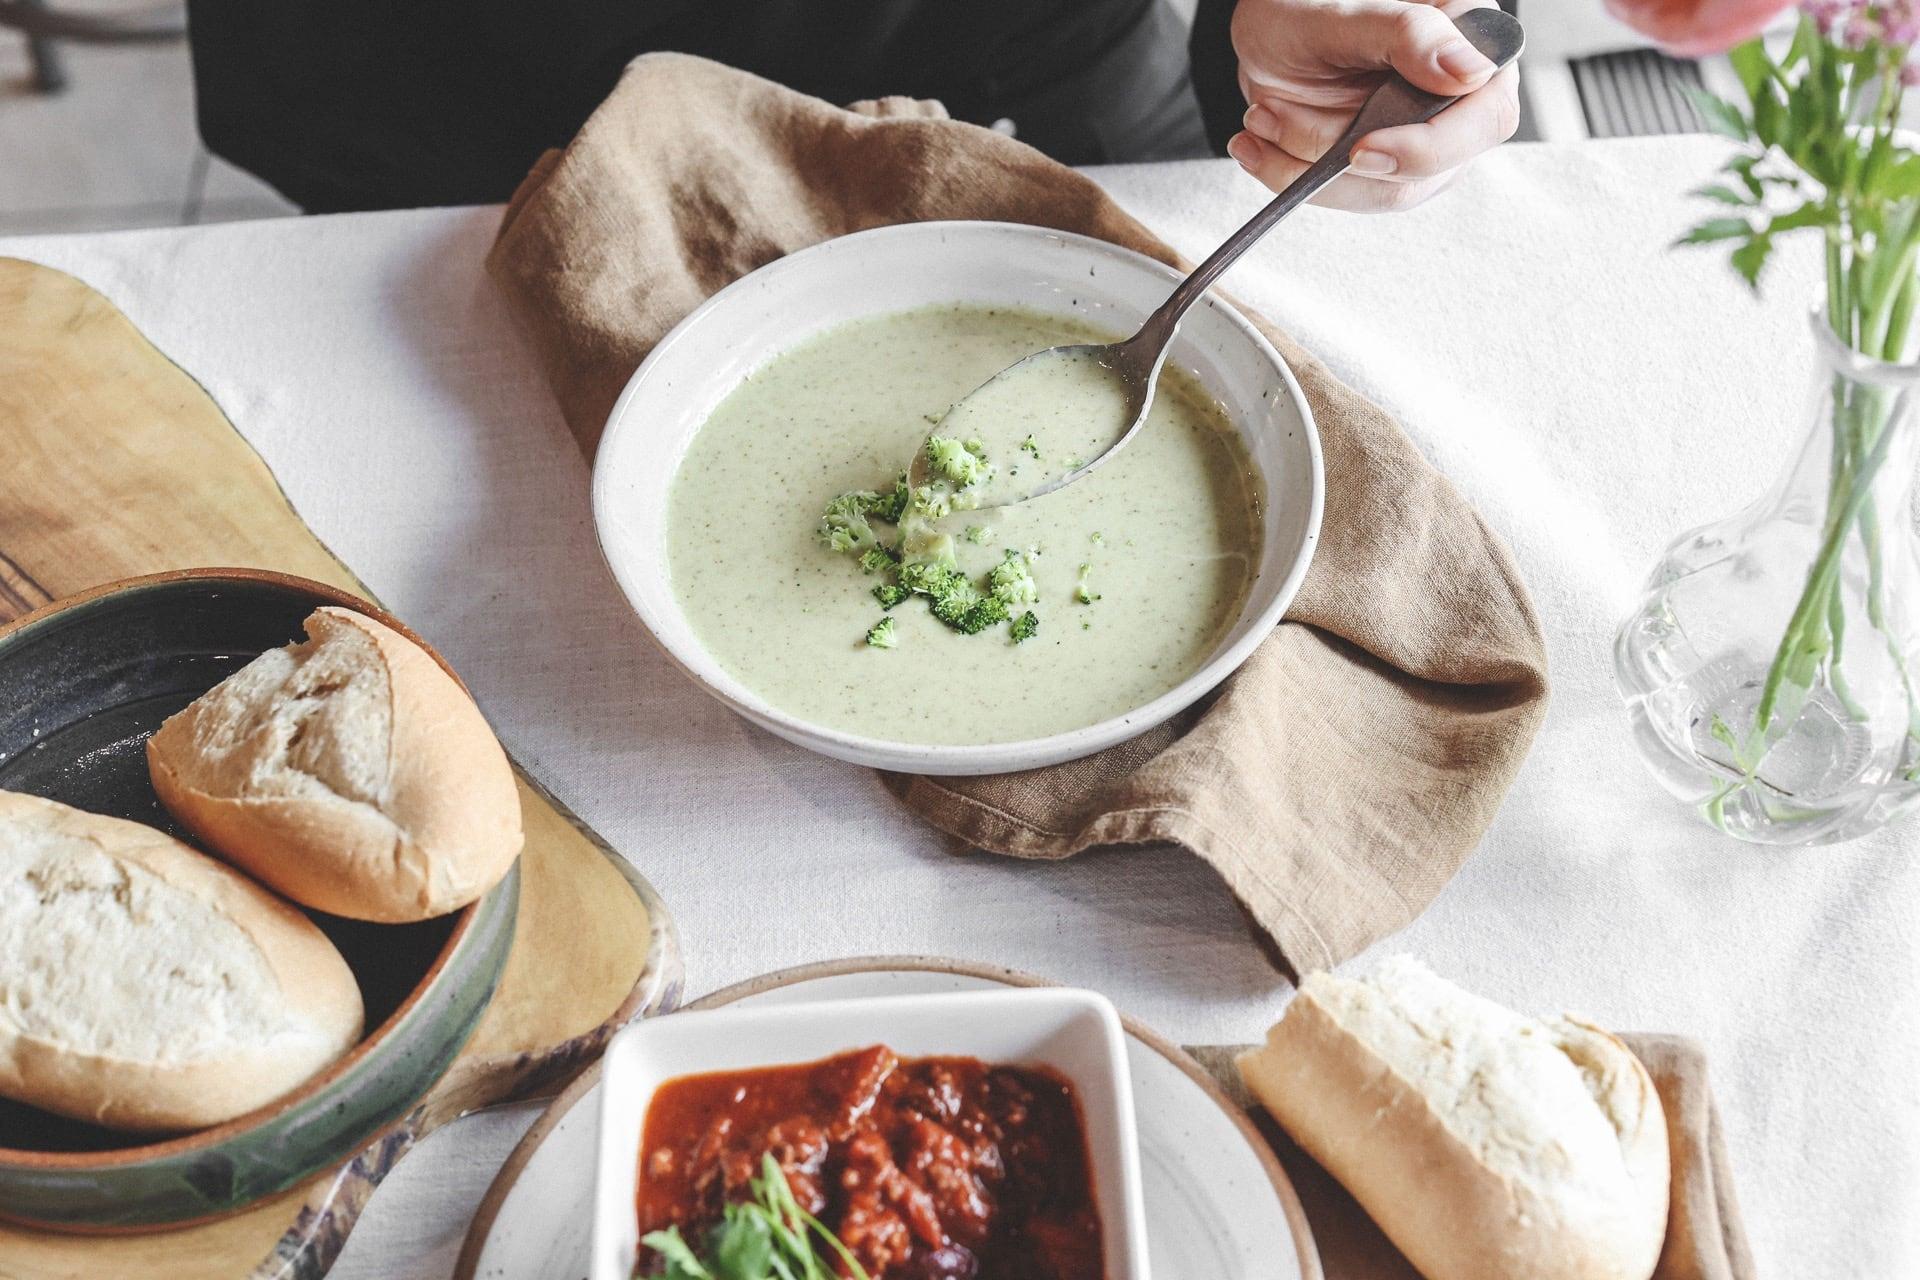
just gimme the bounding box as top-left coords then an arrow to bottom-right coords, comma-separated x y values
0,790 -> 363,1132
1239,956 -> 1669,1280
147,605 -> 523,923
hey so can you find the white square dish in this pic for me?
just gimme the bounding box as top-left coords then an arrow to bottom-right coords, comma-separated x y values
592,987 -> 1151,1280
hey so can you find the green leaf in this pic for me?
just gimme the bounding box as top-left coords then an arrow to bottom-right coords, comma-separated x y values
1690,183 -> 1752,206
1750,88 -> 1785,150
1882,156 -> 1920,200
1728,38 -> 1772,100
710,1206 -> 775,1280
1724,153 -> 1765,198
643,1228 -> 717,1280
1841,132 -> 1868,193
1684,86 -> 1750,140
1783,12 -> 1816,69
1676,217 -> 1753,245
1731,234 -> 1774,289
1767,202 -> 1833,234
1784,86 -> 1824,181
1858,131 -> 1895,200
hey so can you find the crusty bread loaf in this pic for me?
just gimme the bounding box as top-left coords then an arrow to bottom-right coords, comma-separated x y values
0,790 -> 363,1132
1239,956 -> 1669,1280
147,606 -> 523,923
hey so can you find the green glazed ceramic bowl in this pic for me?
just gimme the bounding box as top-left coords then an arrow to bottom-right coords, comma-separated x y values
0,569 -> 518,1231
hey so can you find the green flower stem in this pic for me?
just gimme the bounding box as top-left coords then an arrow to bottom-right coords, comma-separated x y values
1860,220 -> 1920,355
1861,268 -> 1920,632
1754,227 -> 1919,751
1755,376 -> 1905,739
1827,230 -> 1850,342
1865,249 -> 1920,353
1827,570 -> 1867,719
1884,261 -> 1920,361
1686,29 -> 1920,814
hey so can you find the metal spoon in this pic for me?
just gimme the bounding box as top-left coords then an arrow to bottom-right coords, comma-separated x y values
908,5 -> 1525,509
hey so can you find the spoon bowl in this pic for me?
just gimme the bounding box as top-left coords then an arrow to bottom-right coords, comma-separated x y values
904,337 -> 1159,507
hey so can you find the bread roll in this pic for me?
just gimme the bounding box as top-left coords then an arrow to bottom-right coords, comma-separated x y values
0,790 -> 363,1132
147,605 -> 523,923
1239,956 -> 1669,1280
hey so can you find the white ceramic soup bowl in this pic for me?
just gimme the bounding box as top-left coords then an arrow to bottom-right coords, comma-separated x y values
593,220 -> 1323,774
593,988 -> 1149,1280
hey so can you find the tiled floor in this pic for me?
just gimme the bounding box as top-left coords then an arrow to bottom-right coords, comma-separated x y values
0,31 -> 297,236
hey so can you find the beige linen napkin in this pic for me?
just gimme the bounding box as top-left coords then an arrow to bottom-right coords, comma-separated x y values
1194,1034 -> 1756,1280
488,53 -> 1550,975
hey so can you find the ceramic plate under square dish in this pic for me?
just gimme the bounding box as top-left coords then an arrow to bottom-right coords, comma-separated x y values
457,959 -> 1320,1280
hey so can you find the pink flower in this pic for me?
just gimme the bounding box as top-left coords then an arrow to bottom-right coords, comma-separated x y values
1606,0 -> 1796,55
1845,12 -> 1885,44
1885,0 -> 1920,42
1798,0 -> 1920,47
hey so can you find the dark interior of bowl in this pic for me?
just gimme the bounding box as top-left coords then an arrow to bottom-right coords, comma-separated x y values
0,575 -> 455,1154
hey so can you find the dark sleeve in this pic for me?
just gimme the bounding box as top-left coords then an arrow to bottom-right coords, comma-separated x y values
188,0 -> 1224,210
1187,0 -> 1245,157
185,0 -> 558,212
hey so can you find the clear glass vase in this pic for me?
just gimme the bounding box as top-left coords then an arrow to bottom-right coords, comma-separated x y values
1616,311 -> 1920,844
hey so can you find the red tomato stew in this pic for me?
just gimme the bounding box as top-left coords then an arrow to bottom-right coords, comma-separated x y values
636,1045 -> 1105,1279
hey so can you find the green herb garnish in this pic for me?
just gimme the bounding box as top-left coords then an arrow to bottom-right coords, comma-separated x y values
987,548 -> 1039,607
924,434 -> 990,487
1075,561 -> 1101,604
639,1155 -> 872,1280
822,441 -> 1045,641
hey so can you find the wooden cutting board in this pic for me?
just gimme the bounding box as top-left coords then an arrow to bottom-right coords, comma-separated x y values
0,256 -> 684,1279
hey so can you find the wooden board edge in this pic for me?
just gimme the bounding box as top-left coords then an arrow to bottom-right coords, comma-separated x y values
249,785 -> 684,1280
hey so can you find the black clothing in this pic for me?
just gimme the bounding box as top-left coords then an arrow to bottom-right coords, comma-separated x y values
1190,0 -> 1251,156
186,0 -> 1231,213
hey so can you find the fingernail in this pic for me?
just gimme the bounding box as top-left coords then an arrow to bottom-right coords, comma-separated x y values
1436,39 -> 1494,82
1350,149 -> 1397,175
1227,133 -> 1259,170
1244,104 -> 1280,136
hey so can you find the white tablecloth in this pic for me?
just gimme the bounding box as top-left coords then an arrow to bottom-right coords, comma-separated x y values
4,137 -> 1913,1279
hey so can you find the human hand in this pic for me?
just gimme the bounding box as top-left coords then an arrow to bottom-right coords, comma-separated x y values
1225,0 -> 1521,211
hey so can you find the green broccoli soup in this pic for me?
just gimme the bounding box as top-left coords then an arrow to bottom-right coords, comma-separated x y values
665,304 -> 1262,745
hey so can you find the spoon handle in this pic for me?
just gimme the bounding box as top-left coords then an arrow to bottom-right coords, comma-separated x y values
1135,6 -> 1524,347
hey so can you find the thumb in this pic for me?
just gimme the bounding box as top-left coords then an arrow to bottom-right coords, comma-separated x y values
1255,0 -> 1499,98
